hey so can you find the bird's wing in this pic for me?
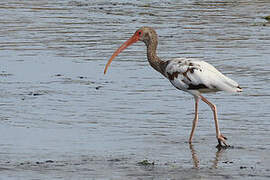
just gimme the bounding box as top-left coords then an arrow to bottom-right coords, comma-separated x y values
165,58 -> 242,93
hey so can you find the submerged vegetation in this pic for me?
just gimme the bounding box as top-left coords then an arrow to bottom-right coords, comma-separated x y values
137,160 -> 155,166
264,15 -> 270,21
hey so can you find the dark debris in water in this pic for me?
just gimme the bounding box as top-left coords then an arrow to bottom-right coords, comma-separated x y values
240,166 -> 255,170
0,73 -> 13,77
264,15 -> 270,21
19,160 -> 54,166
19,162 -> 30,166
78,76 -> 87,79
27,92 -> 44,96
222,161 -> 233,164
108,158 -> 121,162
240,166 -> 247,169
68,1 -> 90,7
139,12 -> 156,17
95,86 -> 102,90
45,160 -> 54,163
137,160 -> 155,166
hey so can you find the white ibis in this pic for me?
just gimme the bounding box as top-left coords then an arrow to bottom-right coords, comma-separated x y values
104,27 -> 242,147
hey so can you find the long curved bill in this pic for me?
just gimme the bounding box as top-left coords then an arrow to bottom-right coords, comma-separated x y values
104,34 -> 139,74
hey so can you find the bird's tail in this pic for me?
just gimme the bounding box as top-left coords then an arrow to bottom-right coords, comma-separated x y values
217,74 -> 242,93
236,86 -> 243,92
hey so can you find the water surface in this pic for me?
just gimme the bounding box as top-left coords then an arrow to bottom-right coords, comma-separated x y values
0,0 -> 270,179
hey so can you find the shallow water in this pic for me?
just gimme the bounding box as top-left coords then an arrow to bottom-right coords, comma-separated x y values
0,0 -> 270,179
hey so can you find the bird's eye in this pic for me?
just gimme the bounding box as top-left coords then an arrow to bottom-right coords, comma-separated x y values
138,31 -> 142,36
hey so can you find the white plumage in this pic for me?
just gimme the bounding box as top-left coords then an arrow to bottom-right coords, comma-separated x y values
165,58 -> 242,96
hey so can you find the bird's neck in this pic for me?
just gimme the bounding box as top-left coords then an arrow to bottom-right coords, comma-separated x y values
146,40 -> 166,76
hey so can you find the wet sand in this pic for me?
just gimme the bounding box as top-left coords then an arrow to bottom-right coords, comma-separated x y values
0,0 -> 270,179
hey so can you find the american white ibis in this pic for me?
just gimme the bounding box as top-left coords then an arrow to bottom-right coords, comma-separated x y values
104,27 -> 242,147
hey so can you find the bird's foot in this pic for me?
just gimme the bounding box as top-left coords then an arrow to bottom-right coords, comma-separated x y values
216,134 -> 230,149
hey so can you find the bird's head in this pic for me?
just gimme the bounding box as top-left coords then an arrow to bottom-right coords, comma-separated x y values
104,27 -> 157,74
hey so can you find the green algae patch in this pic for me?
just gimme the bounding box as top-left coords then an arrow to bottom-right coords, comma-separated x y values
264,15 -> 270,21
137,160 -> 155,166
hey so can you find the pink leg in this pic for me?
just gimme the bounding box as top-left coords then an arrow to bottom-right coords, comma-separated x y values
189,96 -> 199,143
200,95 -> 228,147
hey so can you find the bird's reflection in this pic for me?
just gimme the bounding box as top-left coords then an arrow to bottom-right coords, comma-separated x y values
212,146 -> 227,169
189,143 -> 227,169
189,144 -> 199,168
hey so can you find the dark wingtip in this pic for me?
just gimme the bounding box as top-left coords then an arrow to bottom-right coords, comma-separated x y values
237,85 -> 243,92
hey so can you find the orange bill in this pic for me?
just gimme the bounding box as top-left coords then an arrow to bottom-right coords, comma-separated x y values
104,33 -> 139,74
